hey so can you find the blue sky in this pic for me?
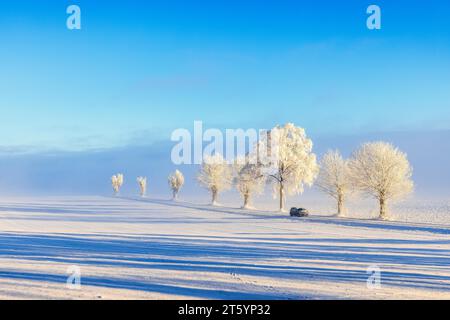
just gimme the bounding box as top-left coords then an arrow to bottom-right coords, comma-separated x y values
1,0 -> 450,152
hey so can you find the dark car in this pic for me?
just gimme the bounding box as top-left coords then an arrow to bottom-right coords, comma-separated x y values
289,207 -> 309,217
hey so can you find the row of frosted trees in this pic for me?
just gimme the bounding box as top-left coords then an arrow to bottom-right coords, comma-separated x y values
196,123 -> 413,220
112,123 -> 414,220
111,170 -> 185,200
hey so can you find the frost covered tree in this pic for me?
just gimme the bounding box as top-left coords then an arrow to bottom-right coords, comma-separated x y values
111,173 -> 124,196
258,123 -> 319,211
197,154 -> 232,205
316,150 -> 351,216
137,176 -> 147,197
233,156 -> 266,209
168,169 -> 185,200
349,142 -> 414,220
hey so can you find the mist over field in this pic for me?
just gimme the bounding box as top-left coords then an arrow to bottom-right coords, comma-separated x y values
0,129 -> 448,198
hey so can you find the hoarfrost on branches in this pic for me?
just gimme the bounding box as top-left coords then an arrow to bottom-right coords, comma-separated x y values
111,173 -> 124,196
137,176 -> 147,197
349,141 -> 414,220
316,150 -> 352,216
258,123 -> 319,211
197,154 -> 232,205
233,156 -> 266,209
168,170 -> 185,200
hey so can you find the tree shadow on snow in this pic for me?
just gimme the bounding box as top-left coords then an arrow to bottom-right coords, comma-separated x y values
1,232 -> 450,294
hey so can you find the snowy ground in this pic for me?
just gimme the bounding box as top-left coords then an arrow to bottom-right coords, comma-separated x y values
1,195 -> 450,299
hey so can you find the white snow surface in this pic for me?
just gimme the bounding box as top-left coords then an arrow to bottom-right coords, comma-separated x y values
1,195 -> 450,300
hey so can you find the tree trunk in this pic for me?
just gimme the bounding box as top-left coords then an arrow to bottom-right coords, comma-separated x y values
173,190 -> 178,201
379,196 -> 387,220
337,194 -> 344,216
243,192 -> 250,208
211,188 -> 218,205
279,184 -> 285,211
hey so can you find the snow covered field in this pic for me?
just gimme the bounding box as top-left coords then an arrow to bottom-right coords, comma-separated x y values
1,196 -> 450,299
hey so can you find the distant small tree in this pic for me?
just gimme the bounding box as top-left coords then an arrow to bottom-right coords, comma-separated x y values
258,123 -> 319,211
137,176 -> 147,197
316,150 -> 351,216
111,173 -> 124,196
233,156 -> 266,209
349,142 -> 414,220
168,170 -> 185,200
197,154 -> 232,205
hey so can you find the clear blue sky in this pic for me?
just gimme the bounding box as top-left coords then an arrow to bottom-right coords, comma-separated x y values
1,0 -> 449,152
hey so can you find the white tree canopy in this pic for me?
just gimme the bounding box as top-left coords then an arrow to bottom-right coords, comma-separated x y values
111,173 -> 124,195
258,123 -> 319,211
137,176 -> 147,197
349,141 -> 414,219
168,170 -> 185,200
197,154 -> 232,205
233,156 -> 266,209
316,150 -> 351,215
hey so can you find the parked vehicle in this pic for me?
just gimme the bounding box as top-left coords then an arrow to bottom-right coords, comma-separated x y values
289,207 -> 309,217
